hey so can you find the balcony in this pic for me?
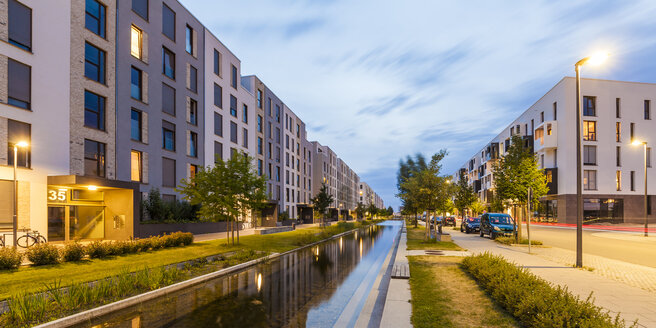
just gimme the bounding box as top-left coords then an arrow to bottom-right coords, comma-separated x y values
534,121 -> 558,152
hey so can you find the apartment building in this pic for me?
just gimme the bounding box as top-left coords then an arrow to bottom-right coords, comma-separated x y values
281,105 -> 313,221
456,77 -> 656,225
357,182 -> 384,209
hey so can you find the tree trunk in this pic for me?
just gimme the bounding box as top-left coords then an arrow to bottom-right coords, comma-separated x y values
236,215 -> 240,244
424,212 -> 429,241
414,211 -> 418,228
231,219 -> 235,245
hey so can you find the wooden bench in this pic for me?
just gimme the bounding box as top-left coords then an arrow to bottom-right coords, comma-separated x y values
253,226 -> 294,235
391,264 -> 410,279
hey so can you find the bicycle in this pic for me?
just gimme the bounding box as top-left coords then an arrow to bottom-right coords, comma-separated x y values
16,229 -> 47,248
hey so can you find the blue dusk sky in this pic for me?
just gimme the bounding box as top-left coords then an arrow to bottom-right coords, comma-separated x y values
182,0 -> 656,210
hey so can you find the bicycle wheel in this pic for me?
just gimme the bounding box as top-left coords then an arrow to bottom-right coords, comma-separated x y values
16,235 -> 35,248
37,235 -> 47,244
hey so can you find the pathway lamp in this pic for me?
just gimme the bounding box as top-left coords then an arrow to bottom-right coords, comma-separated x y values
632,140 -> 649,237
13,141 -> 29,248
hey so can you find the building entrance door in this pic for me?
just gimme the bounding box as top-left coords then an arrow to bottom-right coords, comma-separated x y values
47,206 -> 65,242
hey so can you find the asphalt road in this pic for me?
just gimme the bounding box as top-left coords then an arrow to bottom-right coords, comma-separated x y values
520,224 -> 656,268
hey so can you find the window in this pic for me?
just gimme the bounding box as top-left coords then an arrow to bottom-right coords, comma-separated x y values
7,59 -> 30,109
267,98 -> 272,116
630,123 -> 635,142
616,98 -> 621,118
242,104 -> 248,123
131,66 -> 142,100
257,115 -> 263,133
583,170 -> 597,190
189,99 -> 197,125
268,142 -> 272,159
616,171 -> 621,191
631,171 -> 636,191
230,121 -> 238,143
130,25 -> 143,59
230,148 -> 238,159
132,0 -> 148,20
131,150 -> 142,182
162,3 -> 175,41
7,119 -> 30,168
583,145 -> 596,165
162,47 -> 175,79
616,122 -> 621,142
648,147 -> 652,168
213,49 -> 221,76
214,112 -> 223,136
583,121 -> 596,141
8,0 -> 32,51
540,111 -> 544,123
258,137 -> 263,155
616,146 -> 621,167
276,166 -> 280,182
84,90 -> 105,130
276,127 -> 281,143
553,102 -> 557,120
645,100 -> 651,120
85,42 -> 106,84
162,83 -> 175,115
583,96 -> 596,116
85,0 -> 105,38
131,109 -> 142,141
190,164 -> 197,179
257,90 -> 263,108
162,121 -> 175,151
275,105 -> 280,122
258,160 -> 263,176
84,139 -> 105,177
213,84 -> 222,108
162,157 -> 176,187
231,65 -> 238,89
285,135 -> 289,149
214,141 -> 223,162
185,25 -> 193,54
189,131 -> 197,157
230,95 -> 237,117
297,124 -> 300,138
189,65 -> 197,92
242,128 -> 248,148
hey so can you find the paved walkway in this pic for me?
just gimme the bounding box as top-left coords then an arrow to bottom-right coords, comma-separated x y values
451,230 -> 656,327
193,222 -> 325,242
380,223 -> 412,328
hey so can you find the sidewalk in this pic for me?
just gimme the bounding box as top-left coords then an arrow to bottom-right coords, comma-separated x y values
193,222 -> 324,242
451,231 -> 656,327
379,223 -> 412,328
531,221 -> 656,233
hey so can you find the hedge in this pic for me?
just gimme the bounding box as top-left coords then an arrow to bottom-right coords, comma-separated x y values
461,253 -> 637,328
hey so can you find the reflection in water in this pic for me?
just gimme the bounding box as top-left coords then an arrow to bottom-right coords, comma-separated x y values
72,221 -> 401,328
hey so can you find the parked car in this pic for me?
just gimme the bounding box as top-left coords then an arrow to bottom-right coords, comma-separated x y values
460,217 -> 480,234
444,216 -> 456,226
479,213 -> 516,239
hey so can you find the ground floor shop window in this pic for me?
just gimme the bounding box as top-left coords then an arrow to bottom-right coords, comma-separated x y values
584,198 -> 623,224
536,199 -> 558,223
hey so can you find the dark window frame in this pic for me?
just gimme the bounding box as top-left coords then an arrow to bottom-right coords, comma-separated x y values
230,95 -> 237,117
162,3 -> 176,41
131,66 -> 143,100
162,47 -> 176,80
162,120 -> 176,152
583,120 -> 597,141
188,98 -> 198,126
214,112 -> 223,137
189,131 -> 198,158
84,90 -> 106,131
583,96 -> 596,116
8,58 -> 31,110
213,83 -> 222,108
85,0 -> 106,38
85,42 -> 106,84
132,0 -> 149,21
189,65 -> 198,93
7,119 -> 31,168
231,64 -> 238,89
8,0 -> 32,52
84,139 -> 106,178
131,108 -> 142,141
185,24 -> 194,55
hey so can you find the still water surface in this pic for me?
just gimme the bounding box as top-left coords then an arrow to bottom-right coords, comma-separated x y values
72,221 -> 402,327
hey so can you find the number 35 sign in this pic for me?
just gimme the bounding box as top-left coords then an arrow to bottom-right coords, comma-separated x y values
47,188 -> 68,203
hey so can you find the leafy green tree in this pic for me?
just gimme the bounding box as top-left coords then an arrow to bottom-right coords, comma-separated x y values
396,154 -> 428,227
387,206 -> 394,216
492,135 -> 548,242
453,174 -> 477,220
355,202 -> 366,219
311,183 -> 334,225
470,200 -> 486,216
366,203 -> 377,219
178,153 -> 266,245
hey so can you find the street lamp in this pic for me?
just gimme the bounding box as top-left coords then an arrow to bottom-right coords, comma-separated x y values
13,141 -> 29,248
632,140 -> 649,237
575,52 -> 608,267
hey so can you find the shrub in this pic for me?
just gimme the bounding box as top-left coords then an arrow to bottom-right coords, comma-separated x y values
150,236 -> 165,250
167,232 -> 194,246
461,253 -> 636,328
495,237 -> 543,246
106,241 -> 125,256
142,188 -> 199,222
62,242 -> 86,262
86,241 -> 109,259
0,247 -> 23,270
26,244 -> 60,266
135,238 -> 152,252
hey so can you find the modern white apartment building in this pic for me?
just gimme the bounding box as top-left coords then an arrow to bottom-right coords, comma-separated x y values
456,77 -> 656,225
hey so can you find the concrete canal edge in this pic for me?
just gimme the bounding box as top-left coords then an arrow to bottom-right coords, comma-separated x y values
33,228 -> 361,328
379,221 -> 412,327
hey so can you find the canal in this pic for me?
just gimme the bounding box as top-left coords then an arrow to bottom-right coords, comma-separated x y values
72,221 -> 402,327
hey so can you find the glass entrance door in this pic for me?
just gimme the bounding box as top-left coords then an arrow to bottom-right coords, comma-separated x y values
47,206 -> 66,242
69,206 -> 105,240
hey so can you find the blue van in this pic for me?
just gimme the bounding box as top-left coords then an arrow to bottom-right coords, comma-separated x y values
479,213 -> 516,239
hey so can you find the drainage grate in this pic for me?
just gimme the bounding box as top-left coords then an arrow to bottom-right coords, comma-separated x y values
391,264 -> 410,279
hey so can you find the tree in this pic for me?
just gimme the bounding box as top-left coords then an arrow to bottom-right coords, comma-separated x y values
470,200 -> 486,216
311,183 -> 334,225
178,153 -> 266,245
397,154 -> 429,228
387,206 -> 394,216
367,203 -> 378,219
355,202 -> 366,219
453,174 -> 477,220
492,135 -> 549,242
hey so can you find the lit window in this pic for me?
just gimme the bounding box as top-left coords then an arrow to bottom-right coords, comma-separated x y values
131,150 -> 142,182
130,25 -> 142,59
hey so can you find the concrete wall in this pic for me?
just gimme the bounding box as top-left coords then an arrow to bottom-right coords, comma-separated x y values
135,221 -> 242,238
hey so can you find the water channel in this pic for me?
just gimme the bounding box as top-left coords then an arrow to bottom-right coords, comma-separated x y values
71,220 -> 402,328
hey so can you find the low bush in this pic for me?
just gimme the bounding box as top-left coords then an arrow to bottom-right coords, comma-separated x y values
62,242 -> 85,262
26,244 -> 60,266
0,247 -> 23,270
86,241 -> 109,259
461,253 -> 637,328
495,237 -> 543,246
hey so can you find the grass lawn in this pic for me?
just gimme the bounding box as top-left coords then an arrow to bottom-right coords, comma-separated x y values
405,224 -> 464,251
0,222 -> 371,300
408,256 -> 518,328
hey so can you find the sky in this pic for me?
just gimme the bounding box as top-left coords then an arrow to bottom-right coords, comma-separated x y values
182,0 -> 656,210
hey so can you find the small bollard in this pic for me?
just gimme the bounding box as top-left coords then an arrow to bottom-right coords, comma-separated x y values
292,223 -> 296,230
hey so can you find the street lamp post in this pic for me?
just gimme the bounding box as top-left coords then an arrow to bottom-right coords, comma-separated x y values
574,52 -> 607,268
632,140 -> 649,237
12,141 -> 29,248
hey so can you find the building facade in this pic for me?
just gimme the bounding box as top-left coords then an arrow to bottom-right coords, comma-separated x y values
456,77 -> 656,225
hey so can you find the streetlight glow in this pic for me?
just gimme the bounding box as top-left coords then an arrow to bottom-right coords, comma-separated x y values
15,141 -> 29,148
586,52 -> 609,66
632,140 -> 645,146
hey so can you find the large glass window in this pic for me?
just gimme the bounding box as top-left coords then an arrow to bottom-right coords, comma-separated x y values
131,109 -> 142,141
583,170 -> 597,190
132,0 -> 148,20
583,145 -> 596,165
257,90 -> 263,108
8,59 -> 30,109
130,25 -> 142,59
230,121 -> 238,143
242,104 -> 248,123
162,3 -> 175,41
84,139 -> 106,177
258,137 -> 263,155
242,128 -> 248,148
214,141 -> 223,162
162,47 -> 175,79
189,99 -> 197,125
583,96 -> 595,116
162,121 -> 175,151
85,0 -> 105,38
7,119 -> 31,168
189,131 -> 198,157
257,115 -> 263,133
584,199 -> 623,224
213,49 -> 221,76
8,0 -> 32,51
616,170 -> 622,191
214,112 -> 223,136
85,42 -> 106,84
214,83 -> 222,108
131,150 -> 142,182
131,66 -> 142,100
70,206 -> 104,239
162,83 -> 175,115
230,95 -> 237,117
185,25 -> 193,54
231,64 -> 238,88
84,90 -> 105,130
583,121 -> 596,141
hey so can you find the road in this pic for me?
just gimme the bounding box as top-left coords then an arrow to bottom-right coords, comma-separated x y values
519,224 -> 656,268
